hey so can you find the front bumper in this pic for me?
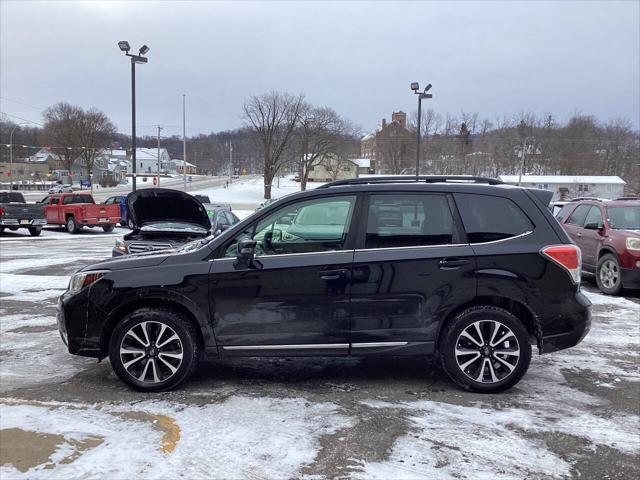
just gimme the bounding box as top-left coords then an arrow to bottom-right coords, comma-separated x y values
621,267 -> 640,289
541,290 -> 592,353
57,292 -> 102,358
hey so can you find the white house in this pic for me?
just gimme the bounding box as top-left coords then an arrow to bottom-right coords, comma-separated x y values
351,158 -> 374,175
499,175 -> 626,201
128,148 -> 173,175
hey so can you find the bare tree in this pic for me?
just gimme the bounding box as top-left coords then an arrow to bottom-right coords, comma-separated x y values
242,91 -> 304,199
296,105 -> 354,190
42,103 -> 85,178
77,108 -> 116,184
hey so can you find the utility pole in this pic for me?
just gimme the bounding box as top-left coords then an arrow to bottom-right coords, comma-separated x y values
182,94 -> 187,191
517,120 -> 528,186
229,140 -> 233,184
156,125 -> 163,187
8,123 -> 27,190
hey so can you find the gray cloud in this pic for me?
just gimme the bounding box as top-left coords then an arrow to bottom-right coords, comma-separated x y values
1,0 -> 638,137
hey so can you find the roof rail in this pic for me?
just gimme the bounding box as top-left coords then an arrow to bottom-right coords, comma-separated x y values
568,197 -> 604,202
318,175 -> 504,188
615,196 -> 640,201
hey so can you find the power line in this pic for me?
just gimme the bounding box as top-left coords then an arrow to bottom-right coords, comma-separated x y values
0,112 -> 44,127
0,97 -> 44,111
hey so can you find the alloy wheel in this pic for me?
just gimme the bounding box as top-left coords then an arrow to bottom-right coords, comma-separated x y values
599,260 -> 619,289
119,321 -> 183,384
454,320 -> 520,384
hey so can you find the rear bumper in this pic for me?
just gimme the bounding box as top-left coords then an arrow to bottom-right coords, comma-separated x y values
541,290 -> 592,353
0,218 -> 46,226
621,267 -> 640,289
80,217 -> 119,226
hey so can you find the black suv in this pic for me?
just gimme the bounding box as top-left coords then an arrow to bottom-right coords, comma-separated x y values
57,176 -> 591,393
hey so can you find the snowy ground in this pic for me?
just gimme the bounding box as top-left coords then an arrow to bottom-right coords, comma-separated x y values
1,197 -> 639,479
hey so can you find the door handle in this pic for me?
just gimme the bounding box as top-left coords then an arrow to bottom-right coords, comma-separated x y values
319,269 -> 349,280
439,257 -> 470,270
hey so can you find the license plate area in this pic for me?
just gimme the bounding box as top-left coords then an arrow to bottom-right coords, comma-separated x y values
20,219 -> 30,225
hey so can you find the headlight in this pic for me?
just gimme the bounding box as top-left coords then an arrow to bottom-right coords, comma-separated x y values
115,239 -> 127,253
626,237 -> 640,251
68,271 -> 108,294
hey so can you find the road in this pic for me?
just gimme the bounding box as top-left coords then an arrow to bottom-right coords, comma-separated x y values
19,175 -> 255,203
0,232 -> 639,479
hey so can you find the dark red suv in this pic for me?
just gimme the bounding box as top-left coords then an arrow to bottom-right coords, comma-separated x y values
556,199 -> 640,294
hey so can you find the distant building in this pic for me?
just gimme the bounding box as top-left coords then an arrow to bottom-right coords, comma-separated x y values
128,148 -> 173,175
499,175 -> 626,201
360,111 -> 413,174
171,159 -> 197,175
307,155 -> 359,182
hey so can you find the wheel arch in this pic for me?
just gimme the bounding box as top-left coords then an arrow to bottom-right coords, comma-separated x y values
597,246 -> 618,261
437,296 -> 542,354
100,298 -> 207,357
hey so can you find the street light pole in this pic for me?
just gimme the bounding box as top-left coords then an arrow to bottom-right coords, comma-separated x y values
411,82 -> 433,177
183,94 -> 187,191
118,41 -> 149,192
131,57 -> 137,192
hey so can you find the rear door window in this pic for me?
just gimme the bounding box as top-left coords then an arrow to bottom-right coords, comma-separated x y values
565,204 -> 591,226
365,194 -> 455,248
454,193 -> 534,243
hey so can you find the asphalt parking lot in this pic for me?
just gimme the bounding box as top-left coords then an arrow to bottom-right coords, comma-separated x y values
1,230 -> 639,479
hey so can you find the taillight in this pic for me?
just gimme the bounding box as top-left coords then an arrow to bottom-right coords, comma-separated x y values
0,207 -> 4,216
540,244 -> 581,284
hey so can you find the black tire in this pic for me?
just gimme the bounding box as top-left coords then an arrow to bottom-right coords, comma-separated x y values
127,217 -> 135,229
109,308 -> 201,392
65,216 -> 79,234
102,224 -> 115,233
28,227 -> 42,236
440,306 -> 532,393
596,253 -> 623,295
0,226 -> 4,234
120,221 -> 126,227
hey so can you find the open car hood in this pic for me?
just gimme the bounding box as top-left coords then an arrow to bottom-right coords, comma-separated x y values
126,188 -> 211,231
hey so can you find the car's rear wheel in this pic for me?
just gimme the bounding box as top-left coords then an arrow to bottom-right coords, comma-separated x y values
28,227 -> 42,236
102,224 -> 115,233
66,216 -> 79,234
440,306 -> 532,393
109,308 -> 201,392
596,253 -> 623,295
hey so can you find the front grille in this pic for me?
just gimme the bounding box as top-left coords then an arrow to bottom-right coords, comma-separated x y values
128,242 -> 173,254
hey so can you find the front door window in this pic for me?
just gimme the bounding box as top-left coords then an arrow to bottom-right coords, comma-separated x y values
223,195 -> 356,257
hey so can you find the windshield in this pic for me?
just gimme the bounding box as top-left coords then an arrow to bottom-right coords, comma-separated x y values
607,206 -> 640,230
141,222 -> 208,233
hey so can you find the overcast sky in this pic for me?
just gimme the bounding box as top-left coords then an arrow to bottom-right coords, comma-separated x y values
1,0 -> 639,138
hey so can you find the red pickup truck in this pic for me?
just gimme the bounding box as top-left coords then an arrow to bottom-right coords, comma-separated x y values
41,192 -> 120,234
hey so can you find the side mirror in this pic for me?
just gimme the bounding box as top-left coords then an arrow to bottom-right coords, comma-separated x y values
220,224 -> 232,231
584,221 -> 603,230
278,216 -> 292,225
234,238 -> 257,269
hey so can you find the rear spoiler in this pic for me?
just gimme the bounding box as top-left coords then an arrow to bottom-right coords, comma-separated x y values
526,188 -> 553,207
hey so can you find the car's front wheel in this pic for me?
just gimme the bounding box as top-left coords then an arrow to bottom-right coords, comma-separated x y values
440,306 -> 532,393
127,217 -> 135,229
109,308 -> 201,392
596,253 -> 623,295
